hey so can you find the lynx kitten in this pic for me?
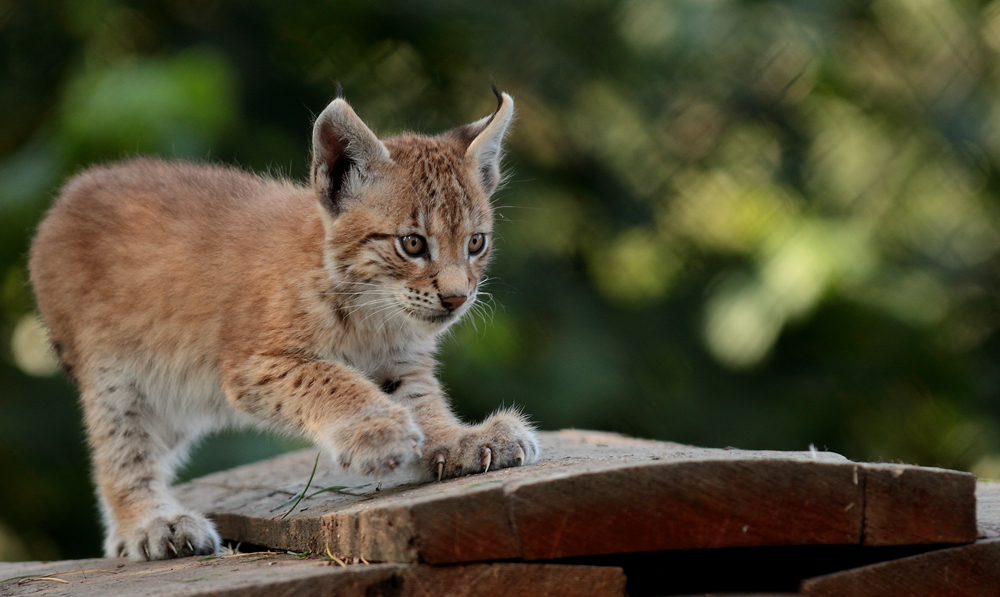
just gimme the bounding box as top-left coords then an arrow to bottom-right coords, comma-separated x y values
29,87 -> 539,561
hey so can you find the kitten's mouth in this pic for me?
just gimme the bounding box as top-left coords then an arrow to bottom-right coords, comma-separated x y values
421,311 -> 454,324
404,306 -> 458,327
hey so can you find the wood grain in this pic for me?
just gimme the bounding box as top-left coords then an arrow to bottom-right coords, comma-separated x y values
861,464 -> 977,546
173,430 -> 975,564
800,539 -> 1000,597
798,485 -> 1000,596
0,554 -> 626,597
507,460 -> 860,559
977,481 -> 1000,539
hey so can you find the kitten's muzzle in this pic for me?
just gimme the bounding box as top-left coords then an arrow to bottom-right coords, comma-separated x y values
439,294 -> 468,311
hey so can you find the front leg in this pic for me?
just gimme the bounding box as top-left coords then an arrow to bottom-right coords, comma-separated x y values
389,362 -> 539,480
222,351 -> 423,476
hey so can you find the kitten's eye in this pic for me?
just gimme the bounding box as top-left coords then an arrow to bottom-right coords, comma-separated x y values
400,235 -> 427,257
468,233 -> 486,256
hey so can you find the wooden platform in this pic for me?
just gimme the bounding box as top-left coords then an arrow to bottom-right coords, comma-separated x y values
2,430 -> 995,596
172,429 -> 976,563
0,554 -> 625,596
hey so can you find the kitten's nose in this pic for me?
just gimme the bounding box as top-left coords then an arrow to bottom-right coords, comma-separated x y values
440,294 -> 468,311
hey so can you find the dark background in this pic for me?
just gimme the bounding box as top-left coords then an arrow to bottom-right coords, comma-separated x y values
3,0 -> 1000,560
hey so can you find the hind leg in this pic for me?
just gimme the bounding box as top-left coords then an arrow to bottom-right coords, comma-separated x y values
82,368 -> 220,560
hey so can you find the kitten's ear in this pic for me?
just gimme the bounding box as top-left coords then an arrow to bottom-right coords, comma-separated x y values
311,95 -> 392,215
449,85 -> 515,195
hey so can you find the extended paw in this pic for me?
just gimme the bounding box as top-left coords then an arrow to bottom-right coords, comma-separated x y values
330,403 -> 424,476
116,511 -> 220,561
426,409 -> 539,480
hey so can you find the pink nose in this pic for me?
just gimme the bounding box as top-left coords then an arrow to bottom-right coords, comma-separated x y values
440,295 -> 468,311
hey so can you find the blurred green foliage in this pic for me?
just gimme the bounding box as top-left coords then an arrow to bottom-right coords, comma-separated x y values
3,0 -> 1000,561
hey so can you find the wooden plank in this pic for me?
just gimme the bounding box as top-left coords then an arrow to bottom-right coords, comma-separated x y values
977,480 -> 1000,539
800,539 -> 1000,596
173,430 -> 974,564
507,460 -> 860,559
0,554 -> 626,597
861,463 -> 977,546
777,482 -> 999,596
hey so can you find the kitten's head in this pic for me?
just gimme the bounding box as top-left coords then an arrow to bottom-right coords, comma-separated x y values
309,87 -> 513,334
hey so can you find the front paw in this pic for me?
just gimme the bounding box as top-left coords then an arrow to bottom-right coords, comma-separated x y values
114,511 -> 220,561
328,403 -> 424,476
426,408 -> 539,480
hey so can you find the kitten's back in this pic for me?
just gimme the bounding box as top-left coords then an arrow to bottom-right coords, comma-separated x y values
29,158 -> 322,382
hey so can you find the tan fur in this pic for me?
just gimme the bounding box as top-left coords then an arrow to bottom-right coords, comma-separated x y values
28,90 -> 538,561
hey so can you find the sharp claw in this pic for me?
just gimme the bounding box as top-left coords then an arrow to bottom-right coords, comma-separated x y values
435,453 -> 446,482
186,540 -> 194,553
481,447 -> 492,473
515,446 -> 525,466
167,541 -> 177,556
411,439 -> 422,458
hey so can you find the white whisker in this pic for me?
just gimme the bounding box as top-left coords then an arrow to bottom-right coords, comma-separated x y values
343,297 -> 398,318
376,306 -> 405,335
361,302 -> 401,325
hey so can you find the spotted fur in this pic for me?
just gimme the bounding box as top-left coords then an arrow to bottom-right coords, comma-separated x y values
28,89 -> 539,561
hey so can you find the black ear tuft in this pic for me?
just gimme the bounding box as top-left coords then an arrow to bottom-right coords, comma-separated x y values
459,86 -> 514,195
335,81 -> 344,100
446,83 -> 504,150
490,77 -> 502,112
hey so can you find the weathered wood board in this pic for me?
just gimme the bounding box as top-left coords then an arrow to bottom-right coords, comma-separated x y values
799,539 -> 1000,596
976,480 -> 1000,539
174,430 -> 976,564
796,482 -> 1000,596
861,463 -> 977,546
0,554 -> 626,597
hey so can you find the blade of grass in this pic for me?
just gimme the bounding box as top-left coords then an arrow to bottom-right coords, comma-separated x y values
3,568 -> 119,584
19,577 -> 69,585
269,494 -> 300,513
325,543 -> 347,566
305,483 -> 370,499
1,576 -> 33,584
280,452 -> 320,520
